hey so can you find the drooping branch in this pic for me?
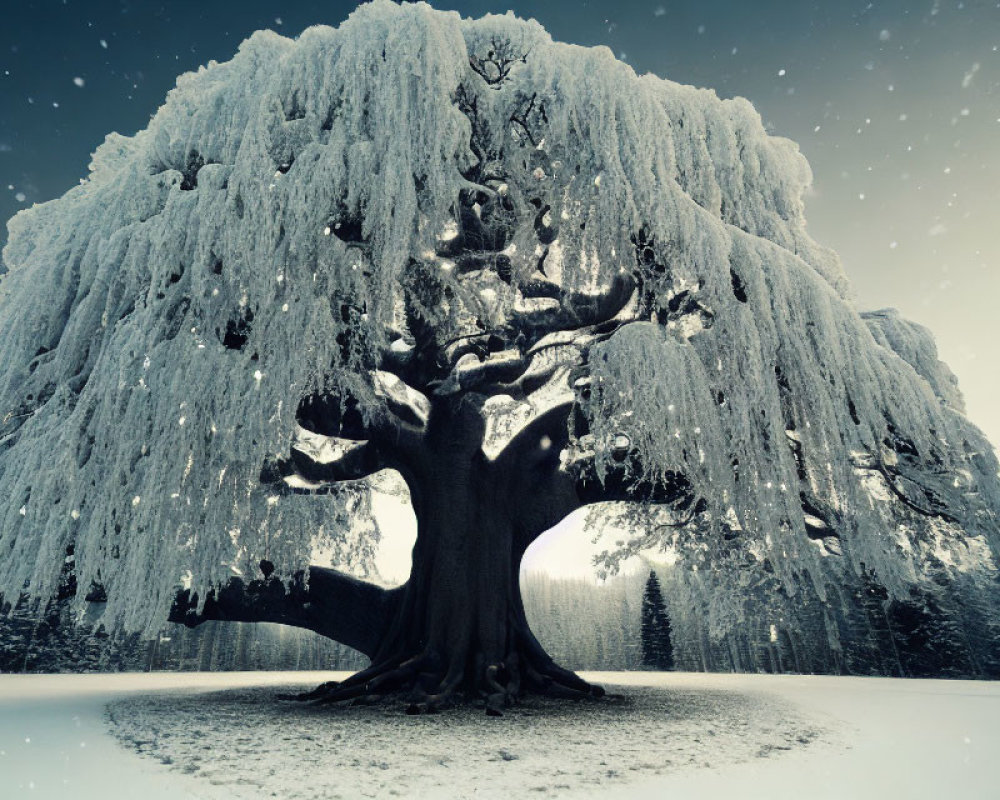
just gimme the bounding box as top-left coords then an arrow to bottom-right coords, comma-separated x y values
873,456 -> 961,524
570,442 -> 697,507
169,564 -> 403,659
849,446 -> 961,525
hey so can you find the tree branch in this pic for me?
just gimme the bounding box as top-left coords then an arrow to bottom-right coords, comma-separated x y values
433,350 -> 530,396
371,370 -> 430,430
169,565 -> 404,659
260,440 -> 385,488
424,274 -> 639,400
871,457 -> 961,524
507,273 -> 637,348
291,442 -> 383,483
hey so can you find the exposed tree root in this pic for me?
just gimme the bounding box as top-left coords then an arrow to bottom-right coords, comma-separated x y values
283,646 -> 604,716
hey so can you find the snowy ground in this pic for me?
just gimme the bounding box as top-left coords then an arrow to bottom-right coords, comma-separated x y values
0,671 -> 997,799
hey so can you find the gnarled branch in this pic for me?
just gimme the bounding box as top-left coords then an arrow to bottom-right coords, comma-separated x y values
260,440 -> 384,489
508,273 -> 636,347
290,442 -> 383,483
873,457 -> 960,524
169,564 -> 404,659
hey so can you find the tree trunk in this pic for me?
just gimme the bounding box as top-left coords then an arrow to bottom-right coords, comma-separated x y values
172,397 -> 604,713
311,399 -> 601,713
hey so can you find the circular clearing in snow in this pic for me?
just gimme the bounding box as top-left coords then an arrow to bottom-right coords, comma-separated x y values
107,682 -> 830,798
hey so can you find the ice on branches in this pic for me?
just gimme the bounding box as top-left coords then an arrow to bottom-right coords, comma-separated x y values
0,0 -> 997,645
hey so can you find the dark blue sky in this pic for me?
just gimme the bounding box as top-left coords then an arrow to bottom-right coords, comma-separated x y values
1,0 -> 998,442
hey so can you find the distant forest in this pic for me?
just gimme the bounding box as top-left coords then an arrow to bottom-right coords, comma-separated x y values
2,570 -> 663,674
2,563 -> 975,677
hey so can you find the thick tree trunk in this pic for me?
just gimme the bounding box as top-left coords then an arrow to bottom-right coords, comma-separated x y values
308,399 -> 600,713
274,396 -> 596,713
174,396 -> 606,713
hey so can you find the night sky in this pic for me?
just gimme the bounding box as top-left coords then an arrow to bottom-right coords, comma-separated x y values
1,0 -> 998,446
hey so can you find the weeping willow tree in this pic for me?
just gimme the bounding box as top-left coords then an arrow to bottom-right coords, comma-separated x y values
1,1 -> 998,710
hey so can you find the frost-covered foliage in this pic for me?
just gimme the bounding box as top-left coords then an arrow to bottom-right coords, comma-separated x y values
1,1 -> 997,651
582,227 -> 1000,643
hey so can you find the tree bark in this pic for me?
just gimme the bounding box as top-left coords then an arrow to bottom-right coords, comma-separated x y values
304,397 -> 599,713
173,390 -> 689,713
169,566 -> 403,659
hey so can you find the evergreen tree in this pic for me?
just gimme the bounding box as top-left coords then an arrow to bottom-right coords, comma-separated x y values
641,571 -> 674,670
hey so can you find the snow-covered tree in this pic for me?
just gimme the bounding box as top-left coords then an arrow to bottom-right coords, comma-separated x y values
1,1 -> 998,708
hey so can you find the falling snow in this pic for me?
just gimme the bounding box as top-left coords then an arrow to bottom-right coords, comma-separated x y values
0,0 -> 996,652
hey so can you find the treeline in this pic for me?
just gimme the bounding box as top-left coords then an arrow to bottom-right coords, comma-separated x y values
8,561 -> 990,677
0,598 -> 367,674
653,561 -> 1000,678
2,570 -> 664,674
521,570 -> 648,670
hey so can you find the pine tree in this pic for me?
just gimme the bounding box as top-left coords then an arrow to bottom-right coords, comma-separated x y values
641,571 -> 674,671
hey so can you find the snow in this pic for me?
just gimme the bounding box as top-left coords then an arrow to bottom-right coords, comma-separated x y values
611,672 -> 1000,800
0,672 -> 294,799
1,671 -> 997,799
